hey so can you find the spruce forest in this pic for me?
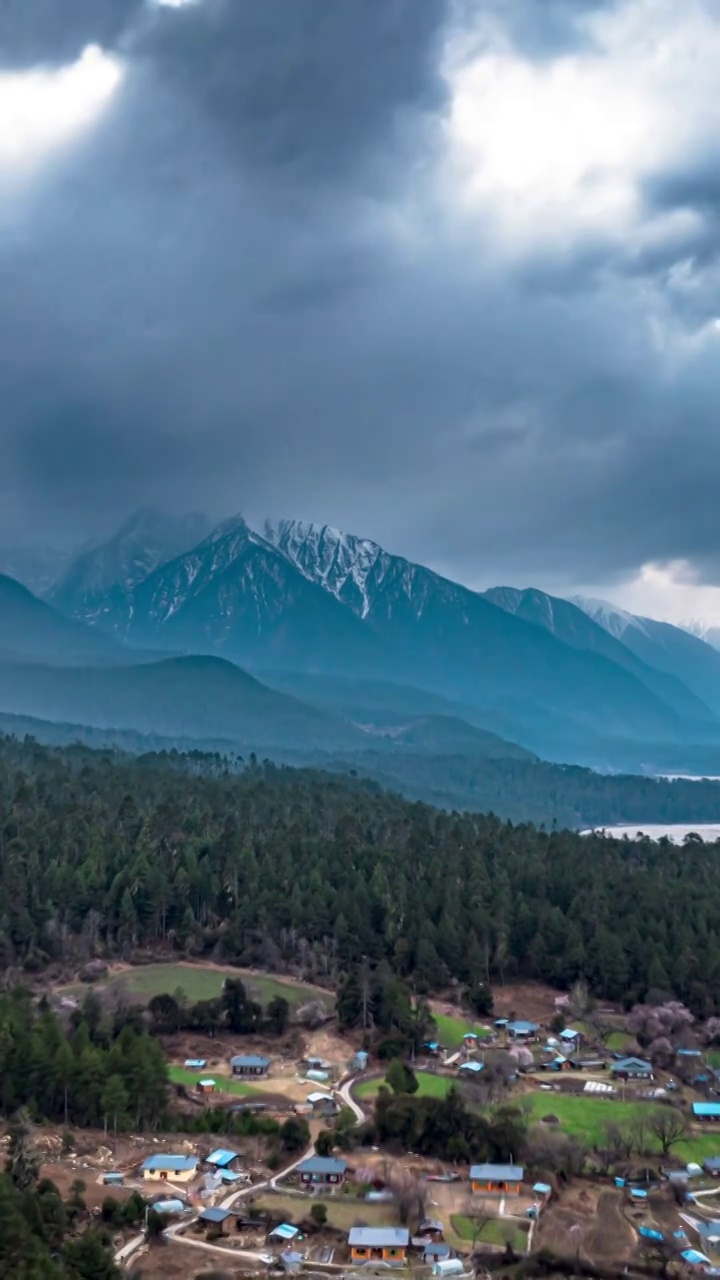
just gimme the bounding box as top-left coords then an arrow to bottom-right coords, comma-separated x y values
1,734 -> 718,1013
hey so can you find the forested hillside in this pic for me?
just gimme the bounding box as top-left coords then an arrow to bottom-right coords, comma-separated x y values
1,736 -> 720,1011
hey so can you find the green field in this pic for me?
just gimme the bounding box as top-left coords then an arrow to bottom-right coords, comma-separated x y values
167,1064 -> 259,1096
451,1214 -> 528,1252
525,1091 -> 645,1145
356,1072 -> 456,1100
252,1193 -> 397,1230
60,963 -> 328,1009
524,1091 -> 720,1163
433,1014 -> 492,1048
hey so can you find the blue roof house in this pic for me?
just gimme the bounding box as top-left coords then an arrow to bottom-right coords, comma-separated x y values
610,1057 -> 653,1080
297,1156 -> 347,1186
140,1154 -> 198,1182
231,1054 -> 270,1077
205,1148 -> 240,1169
694,1103 -> 720,1122
507,1020 -> 539,1040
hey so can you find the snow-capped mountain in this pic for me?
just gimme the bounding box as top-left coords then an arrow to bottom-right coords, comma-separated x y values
485,587 -> 718,730
43,508 -> 720,760
263,519 -> 387,619
572,595 -> 720,718
48,507 -> 210,627
121,516 -> 384,674
682,618 -> 720,652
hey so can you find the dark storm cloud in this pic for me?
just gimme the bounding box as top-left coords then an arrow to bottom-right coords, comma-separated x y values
3,0 -> 720,598
0,0 -> 143,68
135,0 -> 449,178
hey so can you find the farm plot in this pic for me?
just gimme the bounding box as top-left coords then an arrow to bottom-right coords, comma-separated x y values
355,1072 -> 456,1100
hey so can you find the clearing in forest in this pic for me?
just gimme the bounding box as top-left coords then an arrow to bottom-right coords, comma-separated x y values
58,962 -> 331,1010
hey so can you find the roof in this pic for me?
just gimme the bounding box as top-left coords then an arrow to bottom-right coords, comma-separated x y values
560,1028 -> 581,1039
184,1059 -> 206,1068
611,1057 -> 652,1071
231,1054 -> 270,1068
507,1020 -> 538,1033
424,1041 -> 440,1050
639,1227 -> 664,1241
200,1207 -> 232,1223
270,1224 -> 300,1240
152,1198 -> 186,1215
206,1149 -> 239,1168
199,1079 -> 216,1087
349,1227 -> 410,1247
533,1183 -> 552,1194
458,1061 -> 484,1073
424,1244 -> 451,1259
682,1250 -> 712,1266
297,1156 -> 347,1176
307,1091 -> 334,1104
463,1031 -> 479,1039
470,1163 -> 524,1181
678,1048 -> 702,1056
694,1103 -> 720,1117
705,1159 -> 720,1171
141,1154 -> 198,1173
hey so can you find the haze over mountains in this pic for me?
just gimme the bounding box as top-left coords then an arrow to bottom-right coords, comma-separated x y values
5,510 -> 720,812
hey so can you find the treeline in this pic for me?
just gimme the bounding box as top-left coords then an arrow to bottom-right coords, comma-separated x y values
148,977 -> 290,1037
0,988 -> 168,1131
3,736 -> 720,1010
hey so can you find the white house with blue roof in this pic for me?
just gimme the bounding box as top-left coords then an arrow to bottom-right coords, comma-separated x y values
140,1153 -> 198,1182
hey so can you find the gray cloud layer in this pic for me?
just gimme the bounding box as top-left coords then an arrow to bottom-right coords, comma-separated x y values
2,0 -> 720,596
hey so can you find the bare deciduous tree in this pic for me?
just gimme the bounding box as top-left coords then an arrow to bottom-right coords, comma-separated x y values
650,1107 -> 689,1156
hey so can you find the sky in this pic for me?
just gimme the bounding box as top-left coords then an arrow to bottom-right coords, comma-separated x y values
3,0 -> 720,623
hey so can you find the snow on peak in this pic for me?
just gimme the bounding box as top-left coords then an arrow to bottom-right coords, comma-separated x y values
569,594 -> 652,640
262,517 -> 384,617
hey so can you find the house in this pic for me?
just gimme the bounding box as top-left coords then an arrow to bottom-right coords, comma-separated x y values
470,1163 -> 524,1195
548,1055 -> 570,1072
507,1020 -> 538,1041
280,1251 -> 304,1273
610,1057 -> 653,1081
205,1148 -> 241,1170
269,1224 -> 301,1242
433,1261 -> 464,1278
697,1223 -> 720,1255
458,1061 -> 484,1075
306,1091 -> 339,1117
569,1057 -> 606,1071
231,1054 -> 270,1077
704,1158 -> 720,1176
350,1050 -> 369,1072
678,1049 -> 703,1059
533,1182 -> 552,1197
102,1172 -> 124,1186
463,1032 -> 479,1045
297,1156 -> 347,1186
423,1243 -> 451,1264
184,1058 -> 207,1070
693,1103 -> 720,1122
348,1226 -> 410,1264
153,1198 -> 186,1216
305,1056 -> 332,1072
197,1078 -> 216,1094
418,1219 -> 444,1239
423,1041 -> 442,1056
559,1028 -> 582,1046
199,1207 -> 232,1231
140,1154 -> 198,1182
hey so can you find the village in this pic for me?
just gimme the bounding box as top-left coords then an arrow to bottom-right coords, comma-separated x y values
32,967 -> 720,1278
